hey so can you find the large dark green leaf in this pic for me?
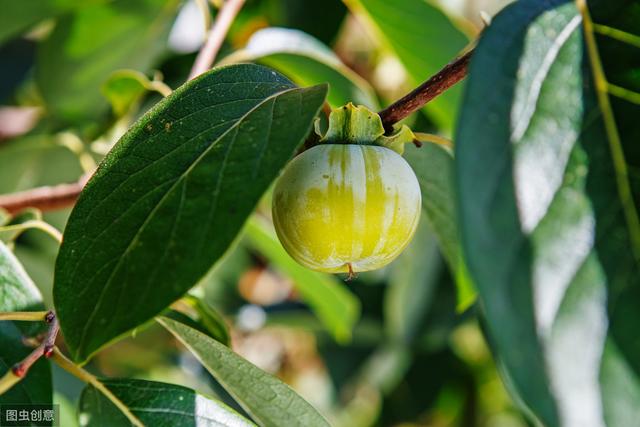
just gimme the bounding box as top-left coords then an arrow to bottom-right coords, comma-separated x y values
36,0 -> 180,123
0,241 -> 51,405
225,27 -> 378,109
456,0 -> 640,425
54,64 -> 327,362
158,317 -> 331,427
343,0 -> 468,130
78,378 -> 255,426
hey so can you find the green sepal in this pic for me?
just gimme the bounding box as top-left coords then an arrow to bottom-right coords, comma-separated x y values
316,103 -> 415,154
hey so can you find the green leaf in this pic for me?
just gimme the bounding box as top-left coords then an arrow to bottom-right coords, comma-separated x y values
78,378 -> 255,427
343,0 -> 468,130
226,27 -> 379,109
0,323 -> 52,406
584,1 -> 640,423
0,241 -> 44,315
158,317 -> 331,427
0,0 -> 94,45
244,217 -> 360,343
0,241 -> 51,405
600,340 -> 640,427
166,295 -> 230,346
54,64 -> 328,363
101,70 -> 152,117
456,0 -> 640,425
384,216 -> 441,344
36,0 -> 180,123
0,135 -> 83,194
404,143 -> 475,310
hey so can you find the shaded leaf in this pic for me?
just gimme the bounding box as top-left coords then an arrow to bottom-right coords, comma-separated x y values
456,0 -> 640,425
226,27 -> 378,108
343,0 -> 468,130
385,216 -> 441,344
158,317 -> 330,427
404,143 -> 475,309
0,323 -> 52,406
36,0 -> 180,123
600,340 -> 640,427
584,1 -> 640,423
0,0 -> 94,45
0,135 -> 83,194
0,241 -> 45,317
78,378 -> 255,427
54,64 -> 328,362
0,241 -> 51,405
244,217 -> 360,343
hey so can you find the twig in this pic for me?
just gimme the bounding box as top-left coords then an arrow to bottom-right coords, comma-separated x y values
0,311 -> 59,395
378,49 -> 474,131
188,0 -> 246,80
0,176 -> 88,214
51,347 -> 144,427
0,31 -> 468,213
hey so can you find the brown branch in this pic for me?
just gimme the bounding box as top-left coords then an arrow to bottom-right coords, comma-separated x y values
378,49 -> 474,131
0,175 -> 89,214
0,34 -> 470,214
11,311 -> 59,378
188,0 -> 246,80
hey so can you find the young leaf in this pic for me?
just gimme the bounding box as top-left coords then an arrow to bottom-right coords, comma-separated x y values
54,64 -> 328,363
36,0 -> 181,123
243,217 -> 360,343
0,241 -> 51,405
102,70 -> 154,117
456,0 -> 640,425
158,317 -> 330,427
78,378 -> 255,427
343,0 -> 468,130
225,27 -> 379,109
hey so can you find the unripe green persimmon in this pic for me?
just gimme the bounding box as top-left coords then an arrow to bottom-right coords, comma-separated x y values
272,144 -> 421,274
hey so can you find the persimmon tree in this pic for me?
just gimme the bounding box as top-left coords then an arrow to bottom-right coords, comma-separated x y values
0,0 -> 638,426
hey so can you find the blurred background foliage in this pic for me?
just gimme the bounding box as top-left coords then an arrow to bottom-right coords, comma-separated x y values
0,0 -> 530,425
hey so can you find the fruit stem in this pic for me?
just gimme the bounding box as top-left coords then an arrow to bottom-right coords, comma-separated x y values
346,263 -> 356,281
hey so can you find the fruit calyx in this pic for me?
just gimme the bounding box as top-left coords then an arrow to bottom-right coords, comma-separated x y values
314,103 -> 415,155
